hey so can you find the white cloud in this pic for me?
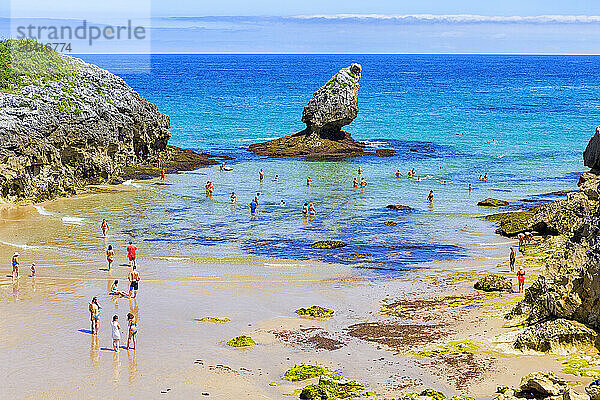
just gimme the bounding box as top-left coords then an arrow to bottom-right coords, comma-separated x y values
291,14 -> 600,24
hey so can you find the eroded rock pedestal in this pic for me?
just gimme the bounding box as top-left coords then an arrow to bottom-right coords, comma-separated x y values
249,64 -> 394,158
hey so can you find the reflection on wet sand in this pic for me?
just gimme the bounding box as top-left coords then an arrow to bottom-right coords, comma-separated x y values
112,351 -> 121,383
127,349 -> 138,384
90,335 -> 100,367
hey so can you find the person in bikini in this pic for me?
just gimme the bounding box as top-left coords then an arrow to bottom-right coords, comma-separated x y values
89,297 -> 102,335
128,266 -> 140,299
517,267 -> 526,293
101,219 -> 109,237
11,252 -> 19,280
110,280 -> 129,297
106,245 -> 115,271
127,312 -> 138,350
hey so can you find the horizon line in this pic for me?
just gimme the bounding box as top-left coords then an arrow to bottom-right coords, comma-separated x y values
71,52 -> 600,56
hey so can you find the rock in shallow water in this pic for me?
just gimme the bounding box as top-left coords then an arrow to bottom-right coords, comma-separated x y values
584,127 -> 600,171
310,240 -> 347,249
478,198 -> 509,207
387,204 -> 413,211
474,274 -> 513,292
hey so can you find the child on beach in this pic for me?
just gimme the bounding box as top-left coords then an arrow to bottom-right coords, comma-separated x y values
106,245 -> 114,271
89,297 -> 101,335
127,241 -> 137,268
111,315 -> 121,352
11,253 -> 19,279
127,312 -> 137,350
509,247 -> 516,272
517,267 -> 526,293
101,219 -> 109,237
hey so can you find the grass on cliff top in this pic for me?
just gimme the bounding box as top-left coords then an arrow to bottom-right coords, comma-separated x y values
0,39 -> 75,92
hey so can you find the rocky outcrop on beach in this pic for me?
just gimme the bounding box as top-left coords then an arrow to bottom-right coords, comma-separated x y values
0,41 -> 174,201
474,275 -> 513,292
513,319 -> 599,353
248,64 -> 395,158
478,198 -> 509,207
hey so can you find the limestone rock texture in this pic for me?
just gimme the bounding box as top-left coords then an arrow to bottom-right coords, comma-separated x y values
584,127 -> 600,171
474,275 -> 513,293
249,64 -> 394,158
513,319 -> 599,353
0,54 -> 170,201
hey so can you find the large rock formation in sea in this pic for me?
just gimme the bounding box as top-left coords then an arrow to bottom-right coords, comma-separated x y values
249,64 -> 394,158
0,41 -> 172,201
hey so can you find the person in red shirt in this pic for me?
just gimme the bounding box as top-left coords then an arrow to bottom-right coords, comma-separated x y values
127,241 -> 137,268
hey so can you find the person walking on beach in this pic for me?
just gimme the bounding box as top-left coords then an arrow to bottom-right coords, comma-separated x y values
89,297 -> 101,335
126,312 -> 137,350
127,241 -> 137,268
128,266 -> 140,299
517,267 -> 526,293
106,245 -> 115,271
11,252 -> 19,280
509,247 -> 516,272
427,190 -> 434,203
111,315 -> 121,352
101,219 -> 109,237
259,169 -> 264,182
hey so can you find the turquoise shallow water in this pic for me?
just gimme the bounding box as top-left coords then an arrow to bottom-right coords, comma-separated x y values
62,54 -> 598,272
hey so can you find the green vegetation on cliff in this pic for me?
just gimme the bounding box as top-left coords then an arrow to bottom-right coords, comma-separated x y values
0,39 -> 75,92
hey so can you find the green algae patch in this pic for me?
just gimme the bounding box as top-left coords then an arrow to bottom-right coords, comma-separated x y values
402,389 -> 446,400
227,335 -> 256,348
296,305 -> 335,319
478,198 -> 509,207
284,365 -> 329,382
450,396 -> 475,400
196,316 -> 230,324
310,240 -> 347,249
484,209 -> 537,236
409,341 -> 479,358
349,252 -> 367,258
299,374 -> 364,400
560,355 -> 600,378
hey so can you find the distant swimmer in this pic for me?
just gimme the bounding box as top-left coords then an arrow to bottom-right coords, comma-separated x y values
469,184 -> 472,192
220,162 -> 226,172
106,245 -> 114,271
11,252 -> 19,280
427,190 -> 434,202
417,176 -> 421,182
509,247 -> 516,272
101,219 -> 109,237
259,169 -> 264,182
254,192 -> 260,205
230,192 -> 237,203
360,178 -> 367,187
395,170 -> 402,178
353,178 -> 358,188
127,241 -> 137,268
307,177 -> 312,186
308,203 -> 316,216
302,202 -> 308,215
274,175 -> 279,182
249,199 -> 258,214
280,200 -> 286,207
483,173 -> 488,182
358,166 -> 363,175
160,168 -> 165,182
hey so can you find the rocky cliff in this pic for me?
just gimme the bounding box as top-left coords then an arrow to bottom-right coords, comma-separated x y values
0,40 -> 171,201
249,63 -> 394,158
485,127 -> 600,351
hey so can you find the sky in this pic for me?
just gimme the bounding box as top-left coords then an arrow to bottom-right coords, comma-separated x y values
3,1 -> 600,53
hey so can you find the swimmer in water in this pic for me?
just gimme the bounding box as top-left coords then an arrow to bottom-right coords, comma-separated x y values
427,190 -> 434,202
360,178 -> 367,187
469,184 -> 472,191
395,170 -> 402,178
160,168 -> 165,182
254,192 -> 260,206
230,192 -> 237,203
302,202 -> 308,215
220,162 -> 226,171
280,200 -> 286,206
307,177 -> 312,186
417,176 -> 421,182
249,199 -> 258,214
353,178 -> 358,188
101,219 -> 109,237
358,166 -> 362,175
259,169 -> 264,182
308,203 -> 315,216
274,175 -> 279,182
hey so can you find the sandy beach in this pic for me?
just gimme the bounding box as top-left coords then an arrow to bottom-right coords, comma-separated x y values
0,181 -> 594,400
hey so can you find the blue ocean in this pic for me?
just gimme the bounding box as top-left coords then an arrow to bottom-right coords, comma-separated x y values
64,54 -> 598,272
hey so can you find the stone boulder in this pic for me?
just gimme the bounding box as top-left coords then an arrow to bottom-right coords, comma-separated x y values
387,204 -> 413,211
565,388 -> 591,400
478,198 -> 509,207
586,383 -> 600,400
514,319 -> 599,353
474,275 -> 513,293
519,371 -> 568,397
584,127 -> 600,171
248,64 -> 395,158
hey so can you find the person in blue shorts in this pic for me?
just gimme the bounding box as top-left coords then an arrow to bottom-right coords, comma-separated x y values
249,199 -> 257,214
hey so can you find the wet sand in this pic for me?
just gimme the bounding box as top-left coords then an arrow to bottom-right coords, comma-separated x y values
0,186 -> 593,399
